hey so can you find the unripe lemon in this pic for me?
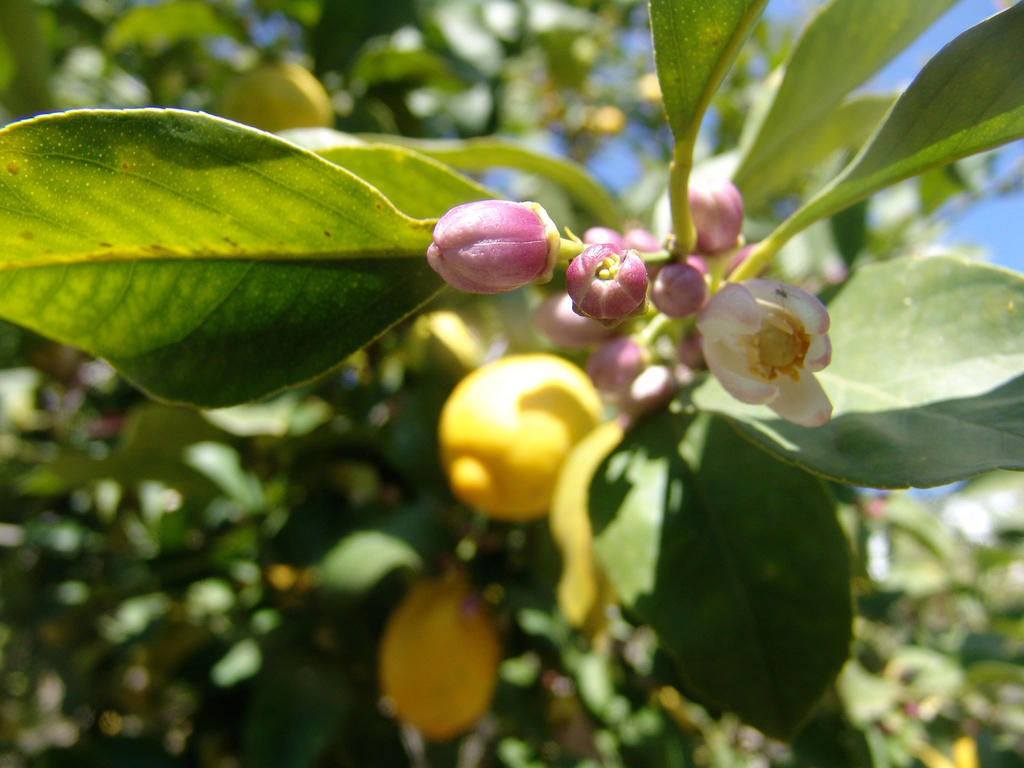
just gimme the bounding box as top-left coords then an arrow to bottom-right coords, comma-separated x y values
219,61 -> 333,132
378,574 -> 500,741
439,354 -> 603,521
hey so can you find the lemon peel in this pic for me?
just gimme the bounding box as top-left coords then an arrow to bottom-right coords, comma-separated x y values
377,573 -> 500,741
438,354 -> 603,521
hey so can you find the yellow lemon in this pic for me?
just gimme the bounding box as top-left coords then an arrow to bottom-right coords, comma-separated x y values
378,574 -> 500,741
220,61 -> 333,132
439,354 -> 603,521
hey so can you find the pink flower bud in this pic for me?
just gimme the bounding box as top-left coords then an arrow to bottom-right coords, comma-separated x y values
623,228 -> 661,252
677,332 -> 705,370
566,244 -> 649,325
689,181 -> 744,255
585,337 -> 647,396
533,293 -> 617,349
618,365 -> 677,420
583,227 -> 625,248
426,200 -> 560,293
650,257 -> 708,318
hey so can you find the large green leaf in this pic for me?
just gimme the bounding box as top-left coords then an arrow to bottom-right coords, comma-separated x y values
764,3 -> 1024,250
739,94 -> 895,212
0,109 -> 442,407
361,134 -> 622,228
733,0 -> 956,197
693,256 -> 1024,488
591,412 -> 851,740
648,0 -> 766,145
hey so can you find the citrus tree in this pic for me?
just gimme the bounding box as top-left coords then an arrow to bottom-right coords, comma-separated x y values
2,0 -> 1024,765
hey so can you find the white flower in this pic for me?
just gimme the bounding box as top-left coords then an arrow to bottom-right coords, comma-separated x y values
697,279 -> 833,427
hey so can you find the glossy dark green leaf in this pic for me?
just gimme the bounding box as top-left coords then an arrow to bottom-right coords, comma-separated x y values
590,412 -> 851,739
733,0 -> 955,198
0,109 -> 440,406
766,4 -> 1024,248
363,134 -> 622,227
648,0 -> 766,145
244,656 -> 350,768
693,257 -> 1024,488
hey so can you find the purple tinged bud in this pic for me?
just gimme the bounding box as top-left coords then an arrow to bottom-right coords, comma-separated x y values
623,228 -> 661,252
586,337 -> 647,396
619,365 -> 677,421
677,332 -> 706,370
426,200 -> 560,293
566,243 -> 649,324
583,226 -> 625,248
689,180 -> 744,254
533,293 -> 617,349
650,257 -> 708,318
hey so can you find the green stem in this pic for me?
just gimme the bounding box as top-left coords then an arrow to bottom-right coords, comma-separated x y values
727,235 -> 782,283
556,237 -> 585,266
668,144 -> 697,257
705,254 -> 729,294
638,311 -> 675,348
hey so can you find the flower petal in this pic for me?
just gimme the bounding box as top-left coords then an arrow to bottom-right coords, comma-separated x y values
743,279 -> 829,334
804,333 -> 832,371
768,371 -> 833,427
703,339 -> 777,404
696,283 -> 762,341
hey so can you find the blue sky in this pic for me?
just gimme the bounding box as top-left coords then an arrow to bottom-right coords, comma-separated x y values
767,0 -> 1024,273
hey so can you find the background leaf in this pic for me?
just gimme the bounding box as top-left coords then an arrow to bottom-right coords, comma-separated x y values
740,94 -> 896,212
243,656 -> 351,768
693,256 -> 1024,488
104,0 -> 240,52
361,134 -> 622,228
733,0 -> 956,199
765,3 -> 1024,249
590,412 -> 851,739
316,144 -> 495,218
0,109 -> 442,406
648,0 -> 766,145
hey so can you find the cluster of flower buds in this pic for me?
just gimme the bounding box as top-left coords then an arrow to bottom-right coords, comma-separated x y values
424,186 -> 834,427
583,336 -> 678,422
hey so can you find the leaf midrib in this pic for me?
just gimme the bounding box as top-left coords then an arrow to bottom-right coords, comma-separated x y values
0,245 -> 428,270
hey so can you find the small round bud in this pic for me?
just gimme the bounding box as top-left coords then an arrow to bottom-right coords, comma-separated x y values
427,200 -> 560,293
623,228 -> 661,252
585,337 -> 647,396
619,365 -> 677,419
533,293 -> 616,349
566,244 -> 649,325
689,181 -> 744,254
650,257 -> 708,318
582,227 -> 625,248
677,332 -> 706,370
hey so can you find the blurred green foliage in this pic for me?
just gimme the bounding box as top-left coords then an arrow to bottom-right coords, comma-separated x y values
2,1 -> 1023,766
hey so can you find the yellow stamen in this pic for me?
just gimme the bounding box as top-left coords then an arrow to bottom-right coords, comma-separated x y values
596,255 -> 620,280
747,307 -> 810,381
